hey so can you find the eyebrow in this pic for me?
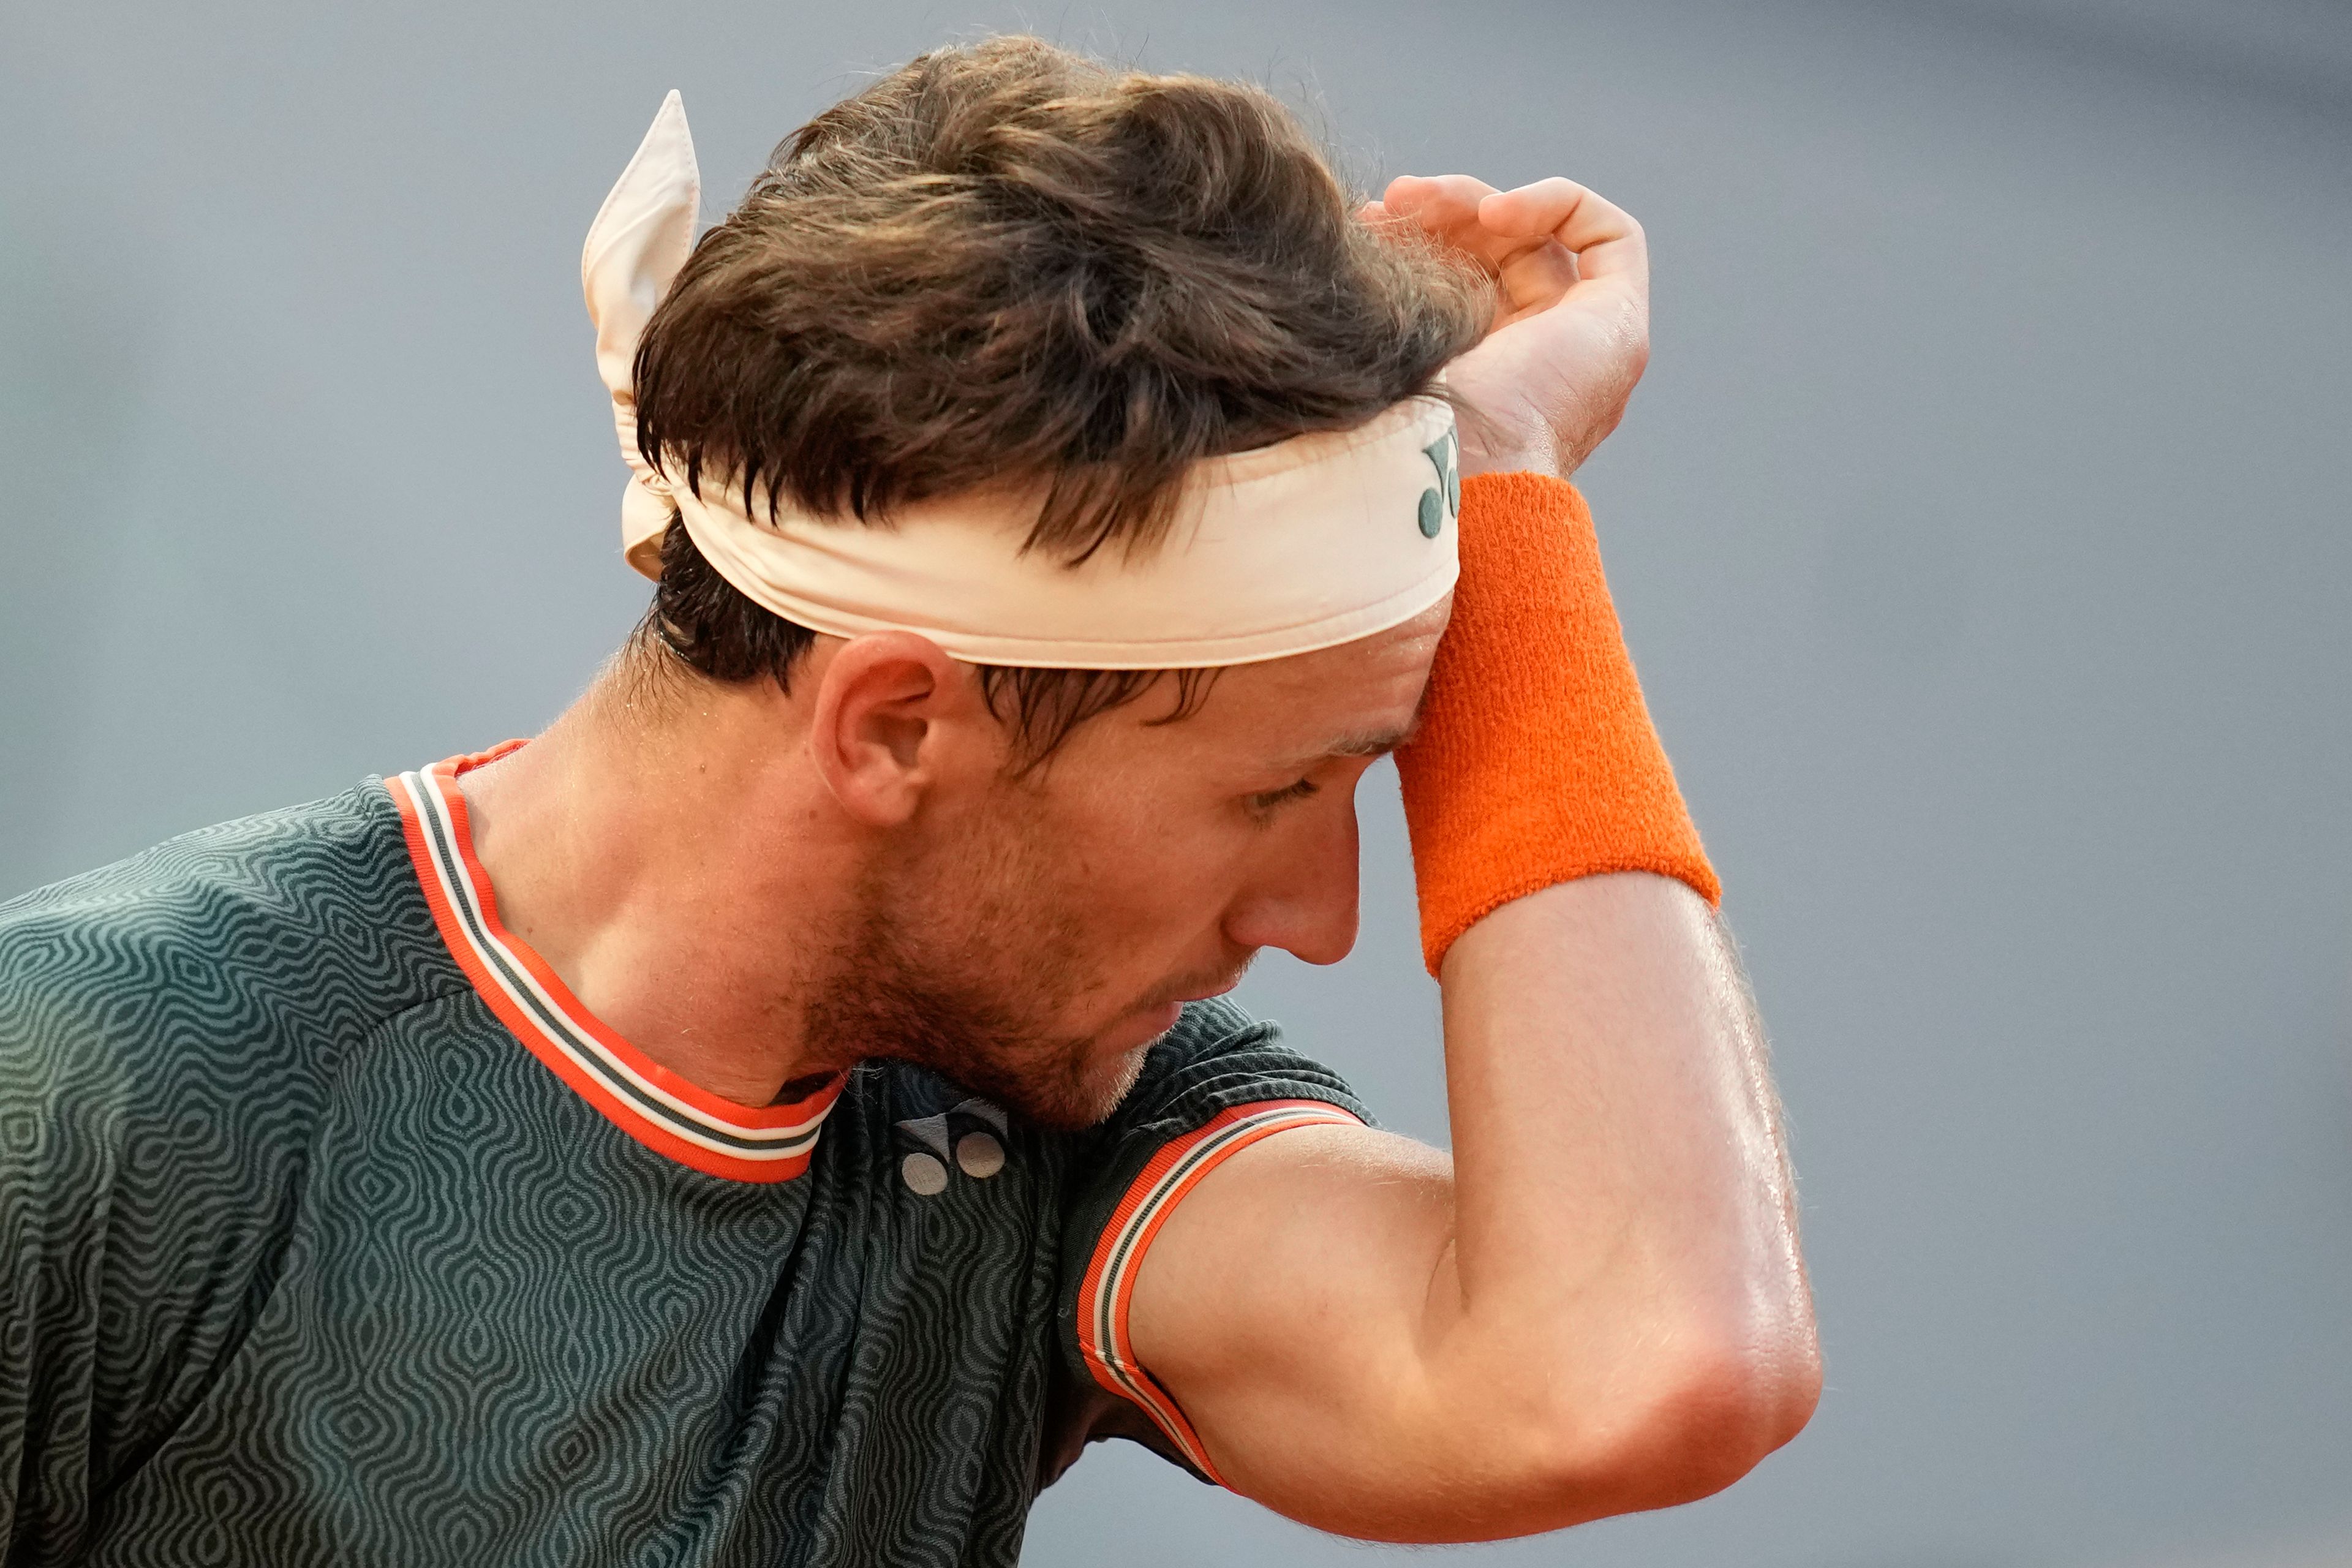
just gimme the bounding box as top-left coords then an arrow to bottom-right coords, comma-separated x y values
1323,726 -> 1415,760
1272,693 -> 1430,773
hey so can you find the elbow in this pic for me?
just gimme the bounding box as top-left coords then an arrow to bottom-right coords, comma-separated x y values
1277,1305 -> 1821,1544
1518,1305 -> 1823,1523
1600,1318 -> 1822,1507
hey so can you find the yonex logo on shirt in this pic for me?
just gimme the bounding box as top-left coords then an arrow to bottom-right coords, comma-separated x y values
896,1097 -> 1011,1194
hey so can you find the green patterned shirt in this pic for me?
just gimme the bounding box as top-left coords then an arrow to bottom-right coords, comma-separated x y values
0,754 -> 1367,1566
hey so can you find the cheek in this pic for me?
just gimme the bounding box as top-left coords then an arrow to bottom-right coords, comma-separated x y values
1049,790 -> 1239,943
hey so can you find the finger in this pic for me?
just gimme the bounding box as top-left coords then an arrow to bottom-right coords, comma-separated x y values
1384,173 -> 1499,216
1486,227 -> 1579,318
1478,177 -> 1646,284
1376,174 -> 1523,271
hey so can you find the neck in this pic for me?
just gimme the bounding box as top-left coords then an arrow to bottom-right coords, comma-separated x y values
455,663 -> 857,1106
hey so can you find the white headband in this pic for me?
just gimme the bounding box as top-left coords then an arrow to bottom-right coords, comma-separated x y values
582,92 -> 1461,669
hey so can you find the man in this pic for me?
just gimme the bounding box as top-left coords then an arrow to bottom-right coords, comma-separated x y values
0,36 -> 1817,1566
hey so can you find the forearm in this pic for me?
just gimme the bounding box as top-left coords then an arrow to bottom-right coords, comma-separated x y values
1433,873 -> 1814,1510
1385,469 -> 1816,1519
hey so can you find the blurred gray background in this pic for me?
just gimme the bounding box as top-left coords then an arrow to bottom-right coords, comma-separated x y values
3,0 -> 2347,1564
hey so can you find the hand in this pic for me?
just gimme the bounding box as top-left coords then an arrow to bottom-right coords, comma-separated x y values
1364,176 -> 1651,478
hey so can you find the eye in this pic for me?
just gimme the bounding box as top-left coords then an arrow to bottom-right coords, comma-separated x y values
1246,777 -> 1321,816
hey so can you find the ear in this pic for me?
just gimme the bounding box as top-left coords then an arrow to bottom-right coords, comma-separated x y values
808,631 -> 998,827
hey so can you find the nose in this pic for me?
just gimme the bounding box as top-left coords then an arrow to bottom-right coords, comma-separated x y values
1220,796 -> 1362,967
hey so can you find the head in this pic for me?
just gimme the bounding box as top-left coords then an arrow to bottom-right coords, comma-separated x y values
618,37 -> 1485,1127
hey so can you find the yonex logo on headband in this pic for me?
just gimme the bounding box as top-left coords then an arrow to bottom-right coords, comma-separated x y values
1419,429 -> 1461,538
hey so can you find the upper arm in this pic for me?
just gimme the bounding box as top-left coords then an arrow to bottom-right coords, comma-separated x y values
1060,1100 -> 1374,1483
1051,1005 -> 1586,1540
1114,1118 -> 1766,1544
1121,1120 -> 1473,1533
1052,985 -> 1808,1541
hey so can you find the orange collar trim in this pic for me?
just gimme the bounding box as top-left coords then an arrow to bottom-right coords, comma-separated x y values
388,744 -> 842,1185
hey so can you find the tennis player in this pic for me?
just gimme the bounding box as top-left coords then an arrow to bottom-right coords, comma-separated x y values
0,37 -> 1817,1565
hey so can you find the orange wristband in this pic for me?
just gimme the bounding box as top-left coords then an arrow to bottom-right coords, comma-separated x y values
1395,472 -> 1719,976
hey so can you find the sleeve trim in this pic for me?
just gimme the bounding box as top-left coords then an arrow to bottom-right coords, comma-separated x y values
1072,1097 -> 1365,1487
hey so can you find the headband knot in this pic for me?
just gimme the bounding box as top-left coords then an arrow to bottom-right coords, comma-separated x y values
581,89 -> 699,576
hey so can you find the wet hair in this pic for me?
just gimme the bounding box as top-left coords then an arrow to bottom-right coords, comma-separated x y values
627,34 -> 1487,765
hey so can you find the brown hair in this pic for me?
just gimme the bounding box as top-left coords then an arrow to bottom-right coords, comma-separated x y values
629,35 -> 1488,764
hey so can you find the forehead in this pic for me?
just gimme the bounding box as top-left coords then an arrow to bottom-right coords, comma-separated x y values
1155,599 -> 1451,769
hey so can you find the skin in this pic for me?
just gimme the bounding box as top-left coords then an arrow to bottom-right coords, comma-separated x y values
461,172 -> 1819,1542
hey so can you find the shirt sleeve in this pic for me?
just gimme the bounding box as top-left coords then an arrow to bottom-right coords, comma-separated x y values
2,897 -> 153,1559
0,862 -> 330,1561
1049,997 -> 1370,1488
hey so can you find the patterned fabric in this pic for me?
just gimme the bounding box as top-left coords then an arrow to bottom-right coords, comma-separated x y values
0,766 -> 1368,1567
388,748 -> 846,1182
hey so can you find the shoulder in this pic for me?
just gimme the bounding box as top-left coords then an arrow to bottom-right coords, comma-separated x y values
0,785 -> 454,1524
0,782 -> 453,1115
1059,996 -> 1373,1248
1096,996 -> 1371,1139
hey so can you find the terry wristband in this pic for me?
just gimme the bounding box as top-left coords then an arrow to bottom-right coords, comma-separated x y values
1394,472 -> 1720,977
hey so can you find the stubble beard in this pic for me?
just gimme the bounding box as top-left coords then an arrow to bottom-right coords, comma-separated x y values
801,836 -> 1156,1133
